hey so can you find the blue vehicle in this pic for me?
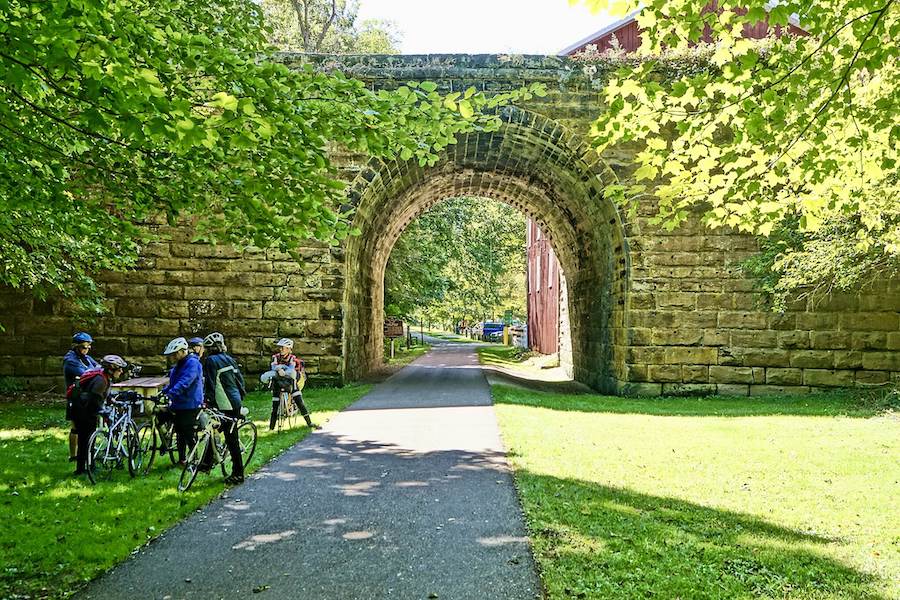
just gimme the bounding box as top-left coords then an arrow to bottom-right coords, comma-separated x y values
481,322 -> 504,342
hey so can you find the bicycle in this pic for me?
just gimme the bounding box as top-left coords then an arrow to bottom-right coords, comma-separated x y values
270,370 -> 306,431
134,395 -> 179,475
178,407 -> 257,492
86,393 -> 143,484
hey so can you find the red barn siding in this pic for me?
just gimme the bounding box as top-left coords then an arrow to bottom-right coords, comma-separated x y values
526,219 -> 560,354
564,9 -> 806,56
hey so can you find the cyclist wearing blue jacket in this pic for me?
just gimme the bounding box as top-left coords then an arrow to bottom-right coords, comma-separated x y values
161,337 -> 204,463
63,332 -> 100,462
202,332 -> 247,484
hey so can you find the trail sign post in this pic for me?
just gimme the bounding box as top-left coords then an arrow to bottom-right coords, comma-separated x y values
384,317 -> 404,359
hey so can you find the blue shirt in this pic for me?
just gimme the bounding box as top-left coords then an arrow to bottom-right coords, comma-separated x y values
163,353 -> 204,410
63,350 -> 100,388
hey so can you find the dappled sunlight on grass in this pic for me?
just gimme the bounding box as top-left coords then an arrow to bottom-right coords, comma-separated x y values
383,342 -> 430,366
0,384 -> 370,599
0,428 -> 67,442
493,383 -> 894,418
494,386 -> 900,599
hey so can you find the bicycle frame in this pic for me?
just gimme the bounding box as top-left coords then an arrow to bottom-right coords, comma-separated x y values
96,400 -> 134,464
177,407 -> 257,492
88,397 -> 141,483
135,396 -> 179,474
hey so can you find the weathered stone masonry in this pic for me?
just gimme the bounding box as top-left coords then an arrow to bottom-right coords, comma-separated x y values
1,54 -> 898,394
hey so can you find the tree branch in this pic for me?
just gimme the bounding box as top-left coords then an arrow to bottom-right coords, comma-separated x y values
685,10 -> 876,118
3,85 -> 135,150
313,0 -> 339,52
770,0 -> 894,166
0,51 -> 122,118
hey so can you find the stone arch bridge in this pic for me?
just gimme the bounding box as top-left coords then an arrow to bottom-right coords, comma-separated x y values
2,54 -> 898,394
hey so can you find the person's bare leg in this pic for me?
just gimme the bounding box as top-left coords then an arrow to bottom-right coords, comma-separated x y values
68,429 -> 78,461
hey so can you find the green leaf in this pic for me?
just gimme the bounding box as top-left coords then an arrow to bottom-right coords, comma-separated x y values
458,100 -> 474,119
210,92 -> 239,111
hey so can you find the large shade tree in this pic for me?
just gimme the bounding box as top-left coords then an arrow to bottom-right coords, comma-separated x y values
0,0 -> 542,311
260,0 -> 401,54
578,0 -> 899,308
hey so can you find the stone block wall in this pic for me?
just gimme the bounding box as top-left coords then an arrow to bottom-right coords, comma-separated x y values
616,209 -> 900,395
0,225 -> 345,391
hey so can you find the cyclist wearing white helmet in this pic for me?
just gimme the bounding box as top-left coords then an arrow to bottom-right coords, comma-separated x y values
63,332 -> 100,462
203,332 -> 247,484
269,338 -> 318,430
70,355 -> 127,476
161,337 -> 204,463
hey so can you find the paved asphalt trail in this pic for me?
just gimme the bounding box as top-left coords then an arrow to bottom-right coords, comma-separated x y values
79,342 -> 541,600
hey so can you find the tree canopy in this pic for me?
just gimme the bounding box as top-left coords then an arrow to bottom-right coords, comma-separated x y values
261,0 -> 401,54
0,0 -> 543,311
578,0 -> 899,307
385,197 -> 525,327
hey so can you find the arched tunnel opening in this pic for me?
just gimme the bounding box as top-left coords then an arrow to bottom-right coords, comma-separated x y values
341,109 -> 630,393
380,194 -> 575,377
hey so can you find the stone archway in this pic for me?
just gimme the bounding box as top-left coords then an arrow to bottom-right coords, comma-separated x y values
342,108 -> 631,393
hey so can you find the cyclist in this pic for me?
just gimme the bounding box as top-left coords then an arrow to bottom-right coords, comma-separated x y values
71,355 -> 127,476
161,337 -> 204,464
202,332 -> 247,484
269,338 -> 318,430
63,332 -> 100,463
188,337 -> 205,359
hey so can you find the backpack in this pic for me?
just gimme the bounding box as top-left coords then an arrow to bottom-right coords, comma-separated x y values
66,368 -> 108,414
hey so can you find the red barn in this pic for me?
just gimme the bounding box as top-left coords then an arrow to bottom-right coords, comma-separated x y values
526,220 -> 561,354
559,4 -> 806,56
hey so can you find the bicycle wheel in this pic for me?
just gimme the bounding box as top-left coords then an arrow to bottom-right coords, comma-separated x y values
86,428 -> 112,485
279,392 -> 296,430
125,422 -> 141,478
136,422 -> 156,474
178,432 -> 207,492
237,420 -> 258,467
158,420 -> 179,465
276,393 -> 286,430
216,430 -> 232,477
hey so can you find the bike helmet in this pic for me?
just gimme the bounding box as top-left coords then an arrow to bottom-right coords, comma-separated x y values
100,355 -> 128,369
162,337 -> 189,355
72,332 -> 93,344
275,338 -> 294,349
203,332 -> 225,348
188,337 -> 204,347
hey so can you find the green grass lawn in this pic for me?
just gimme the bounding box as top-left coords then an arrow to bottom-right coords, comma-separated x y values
478,344 -> 554,374
384,341 -> 430,366
492,384 -> 900,599
0,384 -> 370,599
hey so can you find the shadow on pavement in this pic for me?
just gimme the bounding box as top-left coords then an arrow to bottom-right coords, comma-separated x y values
78,432 -> 542,600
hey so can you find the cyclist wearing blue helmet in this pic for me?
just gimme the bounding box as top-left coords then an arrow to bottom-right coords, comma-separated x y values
63,332 -> 100,462
188,337 -> 206,359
